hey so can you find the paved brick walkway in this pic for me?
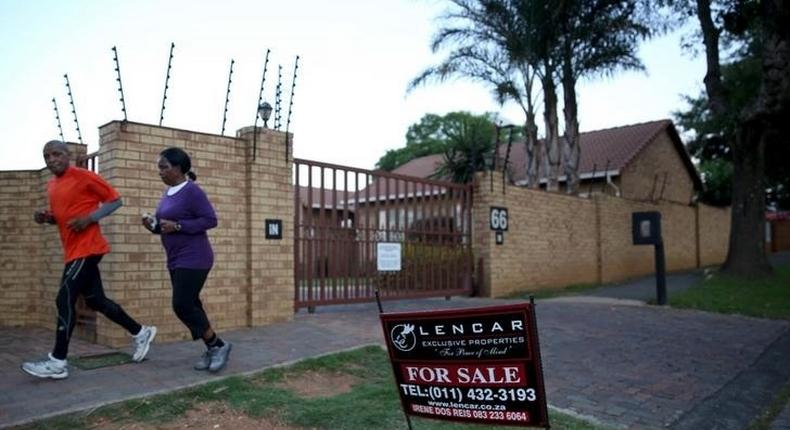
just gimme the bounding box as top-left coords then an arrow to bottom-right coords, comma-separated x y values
2,294 -> 788,429
772,403 -> 790,430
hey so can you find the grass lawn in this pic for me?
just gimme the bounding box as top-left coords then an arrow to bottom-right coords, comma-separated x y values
15,346 -> 611,430
670,264 -> 790,320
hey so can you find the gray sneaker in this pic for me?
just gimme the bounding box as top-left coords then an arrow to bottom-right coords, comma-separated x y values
132,325 -> 157,362
208,342 -> 232,373
194,350 -> 211,371
21,354 -> 69,379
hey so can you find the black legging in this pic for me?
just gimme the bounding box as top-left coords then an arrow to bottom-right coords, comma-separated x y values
53,255 -> 141,359
169,268 -> 211,340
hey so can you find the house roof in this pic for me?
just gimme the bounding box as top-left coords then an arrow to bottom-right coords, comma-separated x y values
297,186 -> 344,209
393,153 -> 444,178
393,119 -> 703,190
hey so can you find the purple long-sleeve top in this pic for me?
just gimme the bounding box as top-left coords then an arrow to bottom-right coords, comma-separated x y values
155,181 -> 217,270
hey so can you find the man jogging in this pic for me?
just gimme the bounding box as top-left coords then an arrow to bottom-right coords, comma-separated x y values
21,140 -> 156,379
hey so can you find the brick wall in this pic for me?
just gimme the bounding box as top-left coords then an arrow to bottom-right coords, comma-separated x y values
597,195 -> 699,282
0,124 -> 294,347
699,204 -> 731,265
472,180 -> 599,297
93,121 -> 294,346
0,169 -> 45,327
0,123 -> 736,341
0,144 -> 88,329
473,173 -> 730,297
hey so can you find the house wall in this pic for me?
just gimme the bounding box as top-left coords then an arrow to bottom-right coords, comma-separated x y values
0,123 -> 294,347
473,173 -> 730,297
619,130 -> 696,204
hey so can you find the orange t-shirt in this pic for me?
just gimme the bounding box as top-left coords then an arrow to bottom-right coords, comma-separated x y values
47,166 -> 121,262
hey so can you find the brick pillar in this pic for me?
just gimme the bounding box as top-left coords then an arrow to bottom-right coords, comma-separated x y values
236,126 -> 294,325
471,172 -> 493,297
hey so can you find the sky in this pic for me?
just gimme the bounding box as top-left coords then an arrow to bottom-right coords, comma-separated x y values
0,0 -> 706,172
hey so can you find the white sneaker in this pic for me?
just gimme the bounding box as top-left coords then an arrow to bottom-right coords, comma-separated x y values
21,353 -> 69,379
132,325 -> 157,362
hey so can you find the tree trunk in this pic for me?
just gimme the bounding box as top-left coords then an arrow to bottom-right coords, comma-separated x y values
524,111 -> 541,188
723,122 -> 772,276
695,0 -> 728,117
542,68 -> 561,191
519,64 -> 541,189
561,50 -> 580,195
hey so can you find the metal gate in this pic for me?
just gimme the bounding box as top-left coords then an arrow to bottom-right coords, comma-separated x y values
294,158 -> 474,310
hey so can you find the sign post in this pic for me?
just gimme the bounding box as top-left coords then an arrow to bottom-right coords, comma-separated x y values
632,211 -> 666,305
380,302 -> 550,428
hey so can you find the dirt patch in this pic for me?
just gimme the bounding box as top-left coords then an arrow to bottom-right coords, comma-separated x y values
276,370 -> 359,398
88,402 -> 302,430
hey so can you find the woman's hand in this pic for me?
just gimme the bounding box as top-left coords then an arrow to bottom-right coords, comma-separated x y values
141,213 -> 157,232
159,218 -> 181,234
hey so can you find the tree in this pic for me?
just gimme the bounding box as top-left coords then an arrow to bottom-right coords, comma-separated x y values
683,0 -> 790,277
675,42 -> 790,210
375,114 -> 448,171
432,114 -> 500,183
375,111 -> 507,175
556,0 -> 653,194
408,0 -> 544,187
410,0 -> 659,193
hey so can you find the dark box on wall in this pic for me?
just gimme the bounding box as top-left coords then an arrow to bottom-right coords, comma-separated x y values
632,211 -> 661,245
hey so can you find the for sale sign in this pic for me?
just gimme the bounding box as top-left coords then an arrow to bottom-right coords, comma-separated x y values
380,303 -> 549,427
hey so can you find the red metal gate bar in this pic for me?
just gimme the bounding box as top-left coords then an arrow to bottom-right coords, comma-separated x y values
293,158 -> 473,310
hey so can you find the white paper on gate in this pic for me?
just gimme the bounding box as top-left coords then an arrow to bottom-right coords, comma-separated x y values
377,242 -> 402,271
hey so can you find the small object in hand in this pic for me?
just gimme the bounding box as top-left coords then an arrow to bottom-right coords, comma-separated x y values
35,210 -> 54,224
143,212 -> 157,230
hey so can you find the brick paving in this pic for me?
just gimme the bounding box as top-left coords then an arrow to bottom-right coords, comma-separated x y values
2,293 -> 789,429
772,402 -> 790,430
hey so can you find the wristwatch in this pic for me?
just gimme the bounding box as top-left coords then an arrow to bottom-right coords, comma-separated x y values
175,222 -> 182,232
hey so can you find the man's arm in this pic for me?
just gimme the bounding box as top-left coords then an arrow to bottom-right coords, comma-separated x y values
89,198 -> 123,222
67,198 -> 123,232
